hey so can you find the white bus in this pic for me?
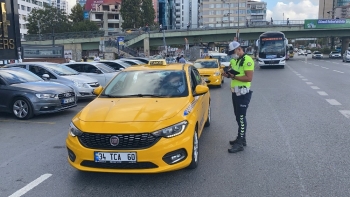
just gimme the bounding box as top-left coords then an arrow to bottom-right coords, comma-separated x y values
256,31 -> 288,69
208,51 -> 231,67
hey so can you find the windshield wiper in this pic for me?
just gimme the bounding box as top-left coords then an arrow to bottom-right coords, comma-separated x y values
101,94 -> 168,98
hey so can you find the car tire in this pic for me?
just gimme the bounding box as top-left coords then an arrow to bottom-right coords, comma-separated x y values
12,97 -> 34,120
221,77 -> 224,84
280,65 -> 285,69
187,128 -> 199,169
204,102 -> 211,127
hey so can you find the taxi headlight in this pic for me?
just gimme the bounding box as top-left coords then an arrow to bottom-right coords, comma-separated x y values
213,71 -> 221,76
152,121 -> 188,138
69,122 -> 83,137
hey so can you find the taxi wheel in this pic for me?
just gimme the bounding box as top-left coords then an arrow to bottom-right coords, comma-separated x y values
12,97 -> 34,120
204,102 -> 211,127
187,129 -> 199,169
221,76 -> 224,84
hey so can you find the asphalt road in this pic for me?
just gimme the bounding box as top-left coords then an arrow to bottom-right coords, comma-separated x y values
1,55 -> 350,197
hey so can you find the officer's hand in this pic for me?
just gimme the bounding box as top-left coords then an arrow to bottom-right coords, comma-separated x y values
222,72 -> 228,78
228,73 -> 235,79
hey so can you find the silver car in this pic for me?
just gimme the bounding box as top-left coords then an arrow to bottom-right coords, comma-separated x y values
119,59 -> 144,66
97,60 -> 132,71
0,67 -> 77,120
4,62 -> 101,99
63,62 -> 119,87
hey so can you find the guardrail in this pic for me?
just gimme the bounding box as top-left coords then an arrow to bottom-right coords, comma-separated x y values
23,20 -> 305,42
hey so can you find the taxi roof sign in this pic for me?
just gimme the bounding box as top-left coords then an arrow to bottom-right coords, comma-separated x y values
148,59 -> 167,66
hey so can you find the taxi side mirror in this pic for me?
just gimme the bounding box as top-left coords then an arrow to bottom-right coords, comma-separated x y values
194,85 -> 209,96
93,86 -> 103,95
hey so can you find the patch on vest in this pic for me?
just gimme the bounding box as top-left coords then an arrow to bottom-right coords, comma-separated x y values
247,62 -> 252,66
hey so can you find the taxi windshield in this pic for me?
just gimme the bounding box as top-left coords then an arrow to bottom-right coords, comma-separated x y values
101,70 -> 189,98
194,61 -> 218,69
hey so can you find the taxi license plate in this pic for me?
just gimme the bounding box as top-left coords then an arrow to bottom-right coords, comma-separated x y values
94,152 -> 137,163
61,97 -> 75,104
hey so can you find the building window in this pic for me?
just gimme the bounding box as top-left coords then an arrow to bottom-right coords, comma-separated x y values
215,4 -> 221,8
209,4 -> 214,8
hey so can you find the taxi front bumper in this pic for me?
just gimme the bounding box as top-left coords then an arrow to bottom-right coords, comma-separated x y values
66,126 -> 195,173
201,75 -> 222,85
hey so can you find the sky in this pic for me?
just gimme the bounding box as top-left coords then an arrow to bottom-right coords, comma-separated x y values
66,0 -> 319,20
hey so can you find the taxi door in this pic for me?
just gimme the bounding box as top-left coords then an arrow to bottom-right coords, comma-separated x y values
189,67 -> 207,135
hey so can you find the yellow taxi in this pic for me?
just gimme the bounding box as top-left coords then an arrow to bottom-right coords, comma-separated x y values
193,58 -> 225,88
66,59 -> 211,173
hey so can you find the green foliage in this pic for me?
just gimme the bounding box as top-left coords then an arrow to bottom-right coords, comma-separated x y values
69,4 -> 84,23
121,0 -> 155,29
141,0 -> 155,27
27,4 -> 99,34
120,0 -> 142,29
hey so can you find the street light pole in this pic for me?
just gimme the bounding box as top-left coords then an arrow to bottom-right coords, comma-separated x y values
162,29 -> 167,56
237,0 -> 240,28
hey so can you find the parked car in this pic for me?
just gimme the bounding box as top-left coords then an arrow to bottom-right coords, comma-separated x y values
4,62 -> 101,100
97,60 -> 131,71
312,51 -> 323,59
343,50 -> 350,62
119,59 -> 144,66
125,57 -> 150,64
63,62 -> 119,87
329,51 -> 341,59
0,67 -> 77,119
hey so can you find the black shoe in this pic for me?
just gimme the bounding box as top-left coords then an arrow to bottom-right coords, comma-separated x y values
228,142 -> 244,153
229,138 -> 246,146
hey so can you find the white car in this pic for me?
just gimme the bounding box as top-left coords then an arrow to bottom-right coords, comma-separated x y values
343,50 -> 350,62
63,62 -> 119,87
329,51 -> 341,58
312,51 -> 323,59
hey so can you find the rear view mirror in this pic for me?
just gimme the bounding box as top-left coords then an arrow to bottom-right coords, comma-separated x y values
42,74 -> 50,80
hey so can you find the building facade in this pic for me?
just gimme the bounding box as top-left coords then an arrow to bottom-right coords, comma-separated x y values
18,0 -> 49,40
172,0 -> 199,29
89,2 -> 122,35
152,0 -> 158,23
335,3 -> 350,18
199,0 -> 266,28
48,0 -> 69,13
319,0 -> 350,18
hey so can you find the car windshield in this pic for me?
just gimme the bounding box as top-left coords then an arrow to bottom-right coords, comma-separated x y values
44,64 -> 79,76
95,63 -> 116,73
0,69 -> 43,84
314,52 -> 321,54
101,70 -> 189,98
211,55 -> 230,62
331,51 -> 339,53
194,61 -> 218,69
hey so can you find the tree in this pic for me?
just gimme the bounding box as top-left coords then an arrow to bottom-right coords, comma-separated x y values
141,0 -> 155,27
27,4 -> 99,34
69,4 -> 84,23
27,5 -> 71,34
120,0 -> 142,29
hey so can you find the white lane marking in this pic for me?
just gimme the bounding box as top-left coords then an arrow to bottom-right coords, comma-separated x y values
296,74 -> 301,76
324,67 -> 329,69
8,174 -> 52,197
314,64 -> 319,66
326,99 -> 342,106
310,86 -> 320,90
299,76 -> 305,78
333,70 -> 344,73
339,110 -> 350,119
302,79 -> 308,81
317,91 -> 328,96
306,82 -> 313,85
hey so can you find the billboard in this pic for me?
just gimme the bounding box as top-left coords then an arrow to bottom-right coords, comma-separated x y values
304,19 -> 350,29
0,0 -> 21,61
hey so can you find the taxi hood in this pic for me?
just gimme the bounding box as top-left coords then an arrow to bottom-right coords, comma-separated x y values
78,97 -> 188,122
197,68 -> 220,75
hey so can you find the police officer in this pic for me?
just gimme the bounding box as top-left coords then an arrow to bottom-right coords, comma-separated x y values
223,41 -> 254,153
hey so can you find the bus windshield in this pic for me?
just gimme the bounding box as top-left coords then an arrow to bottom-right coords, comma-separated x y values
259,39 -> 286,59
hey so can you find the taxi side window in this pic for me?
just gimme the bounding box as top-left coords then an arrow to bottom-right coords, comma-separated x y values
192,68 -> 202,85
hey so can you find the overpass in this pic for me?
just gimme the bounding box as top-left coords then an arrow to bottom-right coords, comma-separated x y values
23,22 -> 350,57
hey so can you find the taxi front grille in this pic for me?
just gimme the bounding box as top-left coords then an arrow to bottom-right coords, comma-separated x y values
78,133 -> 160,150
80,161 -> 158,169
201,75 -> 211,77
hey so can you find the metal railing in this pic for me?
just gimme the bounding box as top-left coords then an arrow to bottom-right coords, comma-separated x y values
23,20 -> 306,42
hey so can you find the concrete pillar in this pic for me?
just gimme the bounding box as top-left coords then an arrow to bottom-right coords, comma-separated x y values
341,37 -> 350,56
144,36 -> 150,58
103,12 -> 108,36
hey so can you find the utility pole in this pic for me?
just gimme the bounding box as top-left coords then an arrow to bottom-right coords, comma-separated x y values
237,0 -> 240,28
162,29 -> 167,56
37,20 -> 41,41
331,0 -> 335,50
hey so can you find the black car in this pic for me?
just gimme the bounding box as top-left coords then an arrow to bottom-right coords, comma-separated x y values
0,68 -> 77,119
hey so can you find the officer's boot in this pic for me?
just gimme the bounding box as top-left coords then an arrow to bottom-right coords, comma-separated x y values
229,137 -> 246,146
228,138 -> 244,153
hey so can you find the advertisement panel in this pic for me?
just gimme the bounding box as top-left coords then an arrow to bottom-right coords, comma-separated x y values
304,19 -> 350,29
0,0 -> 21,61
